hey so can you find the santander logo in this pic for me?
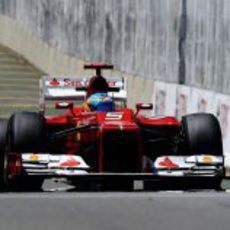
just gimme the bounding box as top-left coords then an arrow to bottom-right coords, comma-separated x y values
60,157 -> 81,168
50,78 -> 60,86
159,157 -> 179,169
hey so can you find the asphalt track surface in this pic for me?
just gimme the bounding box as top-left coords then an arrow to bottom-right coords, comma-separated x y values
0,180 -> 229,230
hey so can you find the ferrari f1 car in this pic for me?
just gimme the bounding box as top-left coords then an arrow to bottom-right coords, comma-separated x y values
0,63 -> 224,191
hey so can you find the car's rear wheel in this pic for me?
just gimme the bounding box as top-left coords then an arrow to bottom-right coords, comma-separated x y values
8,112 -> 47,152
181,113 -> 223,190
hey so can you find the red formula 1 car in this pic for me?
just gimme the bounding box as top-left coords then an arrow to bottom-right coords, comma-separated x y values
0,64 -> 224,191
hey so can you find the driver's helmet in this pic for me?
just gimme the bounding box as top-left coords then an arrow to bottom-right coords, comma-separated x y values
83,92 -> 115,112
86,75 -> 109,98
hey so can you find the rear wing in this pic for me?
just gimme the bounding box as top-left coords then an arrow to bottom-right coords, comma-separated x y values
39,76 -> 127,112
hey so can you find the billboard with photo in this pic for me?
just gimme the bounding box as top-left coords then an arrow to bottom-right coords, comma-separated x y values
152,81 -> 177,116
152,81 -> 230,154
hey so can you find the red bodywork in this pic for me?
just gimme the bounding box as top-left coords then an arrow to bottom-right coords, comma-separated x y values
41,62 -> 181,173
45,105 -> 181,173
8,63 -> 181,175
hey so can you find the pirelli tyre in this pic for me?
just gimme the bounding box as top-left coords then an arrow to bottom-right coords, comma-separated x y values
181,113 -> 223,156
0,119 -> 7,151
181,113 -> 223,190
8,112 -> 46,153
0,119 -> 8,191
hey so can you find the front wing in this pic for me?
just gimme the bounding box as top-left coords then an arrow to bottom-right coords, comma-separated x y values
21,153 -> 224,178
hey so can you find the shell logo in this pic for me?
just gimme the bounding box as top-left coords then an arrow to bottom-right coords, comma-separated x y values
29,154 -> 39,161
202,156 -> 213,163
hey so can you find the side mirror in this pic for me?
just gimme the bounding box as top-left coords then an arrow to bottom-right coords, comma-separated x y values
135,103 -> 153,116
55,102 -> 73,110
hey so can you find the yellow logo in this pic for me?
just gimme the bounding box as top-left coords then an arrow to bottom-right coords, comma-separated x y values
29,154 -> 39,161
202,156 -> 213,163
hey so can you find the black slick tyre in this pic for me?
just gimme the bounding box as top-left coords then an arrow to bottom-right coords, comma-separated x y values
0,119 -> 9,191
8,112 -> 46,152
181,113 -> 223,155
181,113 -> 223,190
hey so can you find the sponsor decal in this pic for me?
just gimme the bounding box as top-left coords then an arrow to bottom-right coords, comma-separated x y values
47,79 -> 85,87
59,157 -> 81,168
29,154 -> 39,161
49,78 -> 60,86
106,112 -> 123,120
202,156 -> 213,163
158,157 -> 179,169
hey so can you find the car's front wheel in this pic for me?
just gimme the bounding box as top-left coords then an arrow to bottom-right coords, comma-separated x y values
8,111 -> 47,153
180,113 -> 223,190
181,113 -> 223,155
5,112 -> 46,191
0,119 -> 9,192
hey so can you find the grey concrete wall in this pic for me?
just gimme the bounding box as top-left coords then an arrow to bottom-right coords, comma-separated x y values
0,0 -> 230,94
0,15 -> 154,110
185,0 -> 230,94
0,0 -> 181,83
